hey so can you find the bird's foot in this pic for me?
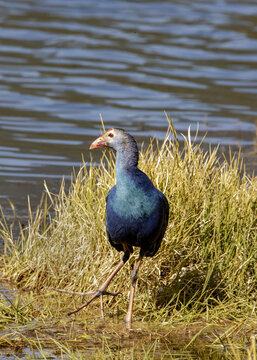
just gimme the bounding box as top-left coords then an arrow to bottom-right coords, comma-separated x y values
54,258 -> 126,319
54,287 -> 120,318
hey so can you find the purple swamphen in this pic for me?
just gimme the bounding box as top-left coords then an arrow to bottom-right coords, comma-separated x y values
57,128 -> 169,329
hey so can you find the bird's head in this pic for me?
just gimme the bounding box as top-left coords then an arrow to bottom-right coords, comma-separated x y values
90,128 -> 137,153
90,128 -> 115,150
90,128 -> 139,168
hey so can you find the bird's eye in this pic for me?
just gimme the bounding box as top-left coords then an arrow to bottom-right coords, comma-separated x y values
108,133 -> 114,138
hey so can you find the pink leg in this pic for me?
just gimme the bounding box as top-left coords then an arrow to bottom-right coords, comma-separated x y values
124,255 -> 143,330
55,244 -> 130,318
67,258 -> 126,316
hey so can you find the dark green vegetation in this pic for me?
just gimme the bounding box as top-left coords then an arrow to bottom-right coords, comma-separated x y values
0,119 -> 256,358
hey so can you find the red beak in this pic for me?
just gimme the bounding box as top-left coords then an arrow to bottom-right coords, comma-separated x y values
89,135 -> 107,150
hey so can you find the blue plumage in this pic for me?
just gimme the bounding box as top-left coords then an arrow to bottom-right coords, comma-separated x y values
102,129 -> 169,259
106,167 -> 169,257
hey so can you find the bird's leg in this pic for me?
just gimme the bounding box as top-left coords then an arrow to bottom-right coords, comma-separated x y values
59,244 -> 130,317
124,255 -> 143,330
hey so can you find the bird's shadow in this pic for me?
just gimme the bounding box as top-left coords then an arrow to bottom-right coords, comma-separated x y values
154,266 -> 226,311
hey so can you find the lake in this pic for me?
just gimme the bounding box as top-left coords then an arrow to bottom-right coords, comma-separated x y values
0,0 -> 256,219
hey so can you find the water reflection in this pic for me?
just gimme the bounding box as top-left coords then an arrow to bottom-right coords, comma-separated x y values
0,0 -> 256,217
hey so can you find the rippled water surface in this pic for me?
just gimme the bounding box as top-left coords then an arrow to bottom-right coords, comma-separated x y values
0,0 -> 256,217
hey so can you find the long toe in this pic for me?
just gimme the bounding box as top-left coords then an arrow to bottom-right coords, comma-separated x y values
67,289 -> 121,316
54,288 -> 96,296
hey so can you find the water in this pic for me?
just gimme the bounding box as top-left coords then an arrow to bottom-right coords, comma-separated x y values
0,0 -> 256,219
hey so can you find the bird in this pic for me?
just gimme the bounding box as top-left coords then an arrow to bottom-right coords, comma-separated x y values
56,128 -> 169,330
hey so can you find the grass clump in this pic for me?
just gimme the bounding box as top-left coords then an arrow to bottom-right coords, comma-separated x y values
0,117 -> 256,328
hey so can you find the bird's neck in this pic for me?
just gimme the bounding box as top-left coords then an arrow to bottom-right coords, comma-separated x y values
115,146 -> 139,186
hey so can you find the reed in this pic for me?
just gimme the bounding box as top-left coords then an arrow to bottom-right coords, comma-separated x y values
0,115 -> 256,329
